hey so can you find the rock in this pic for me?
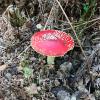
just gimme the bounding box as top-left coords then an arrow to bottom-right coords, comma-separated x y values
25,83 -> 39,95
30,57 -> 37,62
32,97 -> 37,100
60,62 -> 72,73
78,85 -> 89,93
54,79 -> 60,86
57,90 -> 71,100
51,86 -> 66,97
71,94 -> 76,100
3,65 -> 18,77
0,64 -> 8,71
94,78 -> 100,89
5,73 -> 12,80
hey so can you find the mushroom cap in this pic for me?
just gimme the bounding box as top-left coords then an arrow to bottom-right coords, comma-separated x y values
31,30 -> 74,56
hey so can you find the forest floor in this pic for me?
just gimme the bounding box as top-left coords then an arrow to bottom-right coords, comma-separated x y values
0,0 -> 100,100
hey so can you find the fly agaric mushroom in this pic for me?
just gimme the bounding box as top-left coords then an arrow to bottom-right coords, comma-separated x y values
31,30 -> 74,65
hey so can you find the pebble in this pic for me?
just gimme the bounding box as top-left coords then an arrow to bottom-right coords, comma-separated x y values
30,57 -> 37,61
60,62 -> 72,73
57,90 -> 71,100
5,73 -> 12,80
51,86 -> 69,97
95,78 -> 100,89
71,94 -> 76,100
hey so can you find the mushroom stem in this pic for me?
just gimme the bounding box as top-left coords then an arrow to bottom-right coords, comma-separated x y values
47,56 -> 55,65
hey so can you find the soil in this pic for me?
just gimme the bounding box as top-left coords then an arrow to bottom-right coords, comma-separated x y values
0,0 -> 100,100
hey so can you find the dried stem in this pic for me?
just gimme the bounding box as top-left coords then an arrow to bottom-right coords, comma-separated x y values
43,2 -> 57,30
68,17 -> 100,30
55,0 -> 87,59
17,4 -> 55,59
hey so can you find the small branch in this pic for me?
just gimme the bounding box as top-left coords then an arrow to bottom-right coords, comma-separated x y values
43,3 -> 56,30
17,4 -> 55,59
55,0 -> 87,59
74,17 -> 100,27
17,45 -> 31,59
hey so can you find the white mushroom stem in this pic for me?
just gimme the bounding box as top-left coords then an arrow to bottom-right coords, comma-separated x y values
47,56 -> 55,65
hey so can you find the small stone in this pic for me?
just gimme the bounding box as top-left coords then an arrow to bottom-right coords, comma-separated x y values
51,86 -> 68,97
36,24 -> 43,29
5,73 -> 12,80
32,97 -> 37,100
60,62 -> 72,73
30,57 -> 37,61
94,78 -> 100,89
96,43 -> 100,48
54,79 -> 60,86
71,94 -> 76,100
78,85 -> 88,93
25,83 -> 38,95
57,71 -> 64,79
57,90 -> 71,100
0,64 -> 8,71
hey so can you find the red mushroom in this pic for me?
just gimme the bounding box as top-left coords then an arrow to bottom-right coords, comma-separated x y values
31,30 -> 74,65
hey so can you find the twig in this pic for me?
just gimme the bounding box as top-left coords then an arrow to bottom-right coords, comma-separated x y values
17,45 -> 30,58
54,20 -> 98,31
80,21 -> 97,31
17,4 -> 55,59
67,17 -> 100,30
43,3 -> 56,30
74,17 -> 100,28
75,44 -> 100,79
41,16 -> 100,31
40,15 -> 100,25
55,0 -> 87,58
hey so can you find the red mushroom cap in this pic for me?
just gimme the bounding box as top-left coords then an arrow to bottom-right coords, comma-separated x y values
31,30 -> 74,56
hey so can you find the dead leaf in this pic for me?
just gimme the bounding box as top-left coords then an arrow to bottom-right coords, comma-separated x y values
25,83 -> 39,95
0,64 -> 8,71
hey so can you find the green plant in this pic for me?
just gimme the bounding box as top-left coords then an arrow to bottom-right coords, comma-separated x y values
10,11 -> 26,27
75,0 -> 96,38
81,0 -> 96,20
21,60 -> 32,79
23,67 -> 33,79
9,5 -> 26,27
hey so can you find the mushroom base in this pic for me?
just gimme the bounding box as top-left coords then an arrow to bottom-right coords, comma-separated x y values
47,56 -> 55,65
